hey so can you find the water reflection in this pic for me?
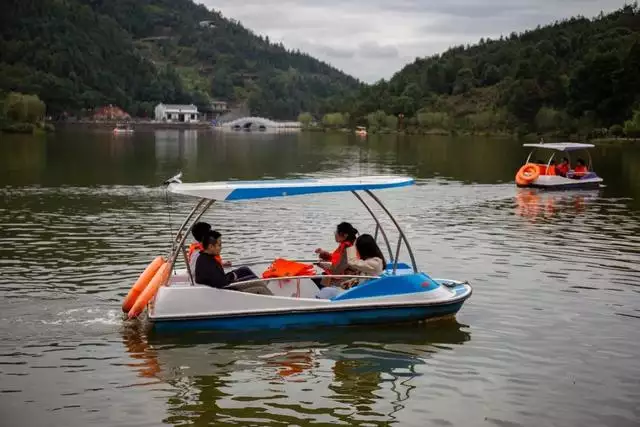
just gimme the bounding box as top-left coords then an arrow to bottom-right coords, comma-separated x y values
1,130 -> 640,210
121,321 -> 471,425
515,189 -> 602,222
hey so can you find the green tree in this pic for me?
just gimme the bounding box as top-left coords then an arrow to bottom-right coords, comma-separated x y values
417,111 -> 451,130
24,94 -> 46,123
366,110 -> 387,131
535,107 -> 566,132
4,92 -> 27,122
322,112 -> 346,128
624,109 -> 640,137
481,64 -> 501,86
297,112 -> 313,127
385,114 -> 398,130
453,68 -> 475,95
609,124 -> 624,137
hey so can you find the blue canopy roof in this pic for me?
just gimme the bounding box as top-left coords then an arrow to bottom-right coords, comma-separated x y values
167,175 -> 414,201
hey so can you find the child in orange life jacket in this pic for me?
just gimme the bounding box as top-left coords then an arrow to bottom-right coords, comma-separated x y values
188,222 -> 231,273
314,222 -> 359,288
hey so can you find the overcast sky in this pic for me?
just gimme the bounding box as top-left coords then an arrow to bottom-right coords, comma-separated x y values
201,0 -> 627,83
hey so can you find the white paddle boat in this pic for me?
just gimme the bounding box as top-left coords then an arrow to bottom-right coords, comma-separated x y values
515,142 -> 603,190
122,175 -> 472,331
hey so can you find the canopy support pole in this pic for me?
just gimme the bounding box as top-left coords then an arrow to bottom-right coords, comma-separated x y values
168,199 -> 215,285
172,199 -> 206,248
364,190 -> 418,273
351,191 -> 393,262
393,236 -> 402,275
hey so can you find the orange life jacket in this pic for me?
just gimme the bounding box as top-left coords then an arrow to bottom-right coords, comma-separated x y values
574,165 -> 587,176
547,165 -> 556,176
262,258 -> 315,279
330,241 -> 353,266
322,241 -> 360,275
188,242 -> 222,264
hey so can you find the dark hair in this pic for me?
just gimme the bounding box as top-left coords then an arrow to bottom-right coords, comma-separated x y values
562,157 -> 569,163
550,159 -> 556,165
192,222 -> 211,242
336,222 -> 358,243
202,230 -> 221,249
355,234 -> 386,266
577,158 -> 585,165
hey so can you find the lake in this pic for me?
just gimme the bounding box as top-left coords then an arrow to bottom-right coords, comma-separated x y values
1,129 -> 639,426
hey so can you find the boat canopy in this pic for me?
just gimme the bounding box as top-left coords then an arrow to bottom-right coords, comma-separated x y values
522,142 -> 594,151
167,175 -> 414,201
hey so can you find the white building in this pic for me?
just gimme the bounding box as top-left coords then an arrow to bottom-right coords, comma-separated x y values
154,104 -> 199,123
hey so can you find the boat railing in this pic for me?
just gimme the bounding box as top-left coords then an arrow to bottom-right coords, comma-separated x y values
222,274 -> 380,291
179,255 -> 319,268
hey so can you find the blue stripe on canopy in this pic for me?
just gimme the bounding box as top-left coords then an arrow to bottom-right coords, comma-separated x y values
167,176 -> 414,201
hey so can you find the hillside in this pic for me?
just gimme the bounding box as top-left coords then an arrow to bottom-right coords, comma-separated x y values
341,4 -> 640,135
0,0 -> 360,119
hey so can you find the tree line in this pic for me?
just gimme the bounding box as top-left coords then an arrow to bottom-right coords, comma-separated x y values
314,4 -> 640,138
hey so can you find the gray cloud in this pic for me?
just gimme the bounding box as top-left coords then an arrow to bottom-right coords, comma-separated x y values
201,0 -> 624,82
358,41 -> 399,58
313,44 -> 356,59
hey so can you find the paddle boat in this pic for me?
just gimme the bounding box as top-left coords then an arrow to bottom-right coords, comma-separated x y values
113,123 -> 134,135
355,126 -> 368,137
515,142 -> 603,190
121,175 -> 472,331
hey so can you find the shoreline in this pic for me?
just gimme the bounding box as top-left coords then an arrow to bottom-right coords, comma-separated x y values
301,128 -> 639,142
54,120 -> 212,130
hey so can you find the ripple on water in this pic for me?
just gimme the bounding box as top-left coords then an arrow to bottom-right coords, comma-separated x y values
0,177 -> 639,426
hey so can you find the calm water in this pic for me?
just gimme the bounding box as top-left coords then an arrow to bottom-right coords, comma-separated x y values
1,129 -> 639,427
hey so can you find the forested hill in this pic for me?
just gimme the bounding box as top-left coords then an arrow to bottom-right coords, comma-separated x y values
0,0 -> 360,119
342,4 -> 640,134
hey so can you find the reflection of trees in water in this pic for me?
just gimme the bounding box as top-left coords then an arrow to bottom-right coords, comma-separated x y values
360,135 -> 525,183
4,131 -> 639,209
121,320 -> 470,425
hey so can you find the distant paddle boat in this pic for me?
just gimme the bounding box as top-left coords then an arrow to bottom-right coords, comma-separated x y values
122,175 -> 472,331
515,142 -> 603,190
355,126 -> 367,136
113,123 -> 134,135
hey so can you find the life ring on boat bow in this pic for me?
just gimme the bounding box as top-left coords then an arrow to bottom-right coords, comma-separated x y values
122,256 -> 164,313
516,163 -> 540,185
128,261 -> 172,319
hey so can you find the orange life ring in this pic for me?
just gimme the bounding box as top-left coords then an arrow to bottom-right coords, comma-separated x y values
128,262 -> 171,319
122,256 -> 164,313
516,163 -> 540,185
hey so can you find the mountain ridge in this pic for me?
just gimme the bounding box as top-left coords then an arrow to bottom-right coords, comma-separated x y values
0,0 -> 361,119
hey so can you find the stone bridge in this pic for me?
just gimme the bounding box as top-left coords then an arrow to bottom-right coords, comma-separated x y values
220,116 -> 301,131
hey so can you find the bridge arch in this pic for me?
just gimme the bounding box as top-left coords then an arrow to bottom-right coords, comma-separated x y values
220,116 -> 302,131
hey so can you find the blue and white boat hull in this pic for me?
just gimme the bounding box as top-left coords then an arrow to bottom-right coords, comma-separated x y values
148,270 -> 472,332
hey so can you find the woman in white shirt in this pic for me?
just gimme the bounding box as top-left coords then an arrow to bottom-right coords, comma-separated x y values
315,233 -> 386,299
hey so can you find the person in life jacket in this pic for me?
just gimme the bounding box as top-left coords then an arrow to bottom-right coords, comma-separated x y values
313,222 -> 359,288
556,157 -> 570,177
195,230 -> 271,295
315,233 -> 386,299
188,222 -> 231,273
572,158 -> 588,178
